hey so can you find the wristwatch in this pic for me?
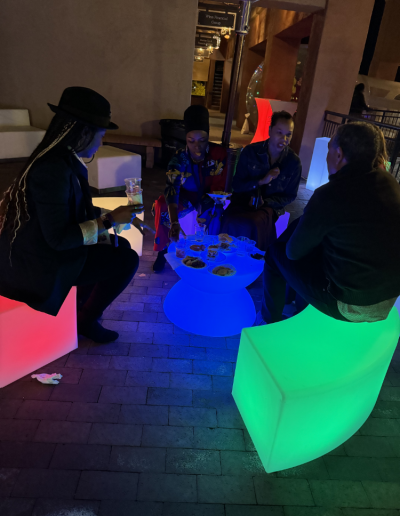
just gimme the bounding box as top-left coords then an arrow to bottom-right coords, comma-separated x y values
101,213 -> 116,230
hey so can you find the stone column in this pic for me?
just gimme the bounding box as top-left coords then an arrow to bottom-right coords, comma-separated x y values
291,0 -> 375,177
369,0 -> 400,81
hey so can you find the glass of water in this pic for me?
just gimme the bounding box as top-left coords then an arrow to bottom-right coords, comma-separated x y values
246,239 -> 256,256
236,236 -> 249,257
195,223 -> 206,242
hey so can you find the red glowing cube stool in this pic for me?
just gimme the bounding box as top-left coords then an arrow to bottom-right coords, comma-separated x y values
0,288 -> 77,388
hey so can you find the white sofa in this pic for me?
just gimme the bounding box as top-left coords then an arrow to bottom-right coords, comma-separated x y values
0,109 -> 45,159
87,146 -> 141,194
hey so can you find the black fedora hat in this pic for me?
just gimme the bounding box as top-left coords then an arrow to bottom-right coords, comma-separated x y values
48,86 -> 118,130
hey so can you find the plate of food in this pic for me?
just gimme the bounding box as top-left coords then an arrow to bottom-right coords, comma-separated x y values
181,255 -> 207,270
208,191 -> 232,202
218,241 -> 237,253
189,243 -> 206,254
250,252 -> 264,260
208,264 -> 237,277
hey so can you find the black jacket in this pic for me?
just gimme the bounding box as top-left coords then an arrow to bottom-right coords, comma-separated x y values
286,161 -> 400,305
230,140 -> 302,213
0,152 -> 98,316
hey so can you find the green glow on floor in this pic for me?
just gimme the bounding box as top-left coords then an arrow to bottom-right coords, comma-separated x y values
232,305 -> 400,473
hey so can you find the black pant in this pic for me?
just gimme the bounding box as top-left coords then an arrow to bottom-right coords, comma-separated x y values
75,236 -> 139,323
261,220 -> 348,323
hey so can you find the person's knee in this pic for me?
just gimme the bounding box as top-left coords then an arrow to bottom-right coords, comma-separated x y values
264,241 -> 284,270
117,236 -> 131,249
116,248 -> 139,279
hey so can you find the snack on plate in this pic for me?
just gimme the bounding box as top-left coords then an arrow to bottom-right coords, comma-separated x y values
212,265 -> 236,277
176,248 -> 185,259
218,233 -> 233,243
219,242 -> 231,250
250,253 -> 264,260
189,244 -> 206,252
208,245 -> 219,250
212,191 -> 230,196
182,256 -> 206,269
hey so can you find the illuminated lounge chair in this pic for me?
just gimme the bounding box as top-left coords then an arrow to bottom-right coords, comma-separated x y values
0,288 -> 77,388
232,304 -> 400,473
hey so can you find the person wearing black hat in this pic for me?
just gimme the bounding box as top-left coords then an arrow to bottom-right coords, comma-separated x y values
0,86 -> 146,343
152,105 -> 227,271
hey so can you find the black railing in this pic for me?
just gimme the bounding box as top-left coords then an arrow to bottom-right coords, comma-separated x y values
366,109 -> 400,127
323,111 -> 400,182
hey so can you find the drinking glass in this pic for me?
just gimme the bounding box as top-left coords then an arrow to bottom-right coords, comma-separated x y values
175,239 -> 186,259
206,244 -> 219,261
125,178 -> 143,205
246,239 -> 256,256
195,223 -> 206,242
236,236 -> 249,257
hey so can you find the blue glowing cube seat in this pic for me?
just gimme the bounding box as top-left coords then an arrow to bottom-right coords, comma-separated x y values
232,304 -> 400,473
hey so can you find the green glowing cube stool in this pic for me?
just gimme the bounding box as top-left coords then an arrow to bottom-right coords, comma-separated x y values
232,305 -> 400,473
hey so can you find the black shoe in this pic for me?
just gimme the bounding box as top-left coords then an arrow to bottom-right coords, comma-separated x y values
153,250 -> 167,272
77,319 -> 119,343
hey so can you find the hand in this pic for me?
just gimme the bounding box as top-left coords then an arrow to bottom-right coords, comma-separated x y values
168,223 -> 186,242
131,217 -> 155,236
110,204 -> 144,224
259,167 -> 280,186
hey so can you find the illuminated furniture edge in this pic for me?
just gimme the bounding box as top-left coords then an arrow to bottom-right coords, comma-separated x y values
0,288 -> 78,388
232,304 -> 400,473
164,280 -> 257,337
306,137 -> 330,192
163,243 -> 263,337
251,99 -> 298,145
92,197 -> 144,257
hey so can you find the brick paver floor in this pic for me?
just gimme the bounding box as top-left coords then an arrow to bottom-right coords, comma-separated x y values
0,162 -> 399,515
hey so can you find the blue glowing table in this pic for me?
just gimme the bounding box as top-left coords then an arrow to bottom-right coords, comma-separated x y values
233,304 -> 400,473
164,243 -> 264,337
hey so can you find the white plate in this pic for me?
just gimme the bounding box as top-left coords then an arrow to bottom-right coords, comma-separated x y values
188,243 -> 207,254
208,193 -> 232,202
208,263 -> 237,277
218,243 -> 237,254
181,256 -> 207,270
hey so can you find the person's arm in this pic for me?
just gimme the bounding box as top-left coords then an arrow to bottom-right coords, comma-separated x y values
30,160 -> 142,249
164,151 -> 186,242
29,160 -> 88,250
164,151 -> 185,207
286,194 -> 326,260
263,160 -> 302,211
232,148 -> 260,192
209,147 -> 228,192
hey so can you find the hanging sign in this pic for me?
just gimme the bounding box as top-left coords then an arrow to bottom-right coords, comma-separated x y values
198,10 -> 236,29
195,33 -> 219,49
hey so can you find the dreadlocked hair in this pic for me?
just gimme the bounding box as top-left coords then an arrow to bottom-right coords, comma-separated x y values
0,114 -> 97,250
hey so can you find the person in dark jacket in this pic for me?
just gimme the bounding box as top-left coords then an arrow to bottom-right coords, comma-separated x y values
221,111 -> 302,251
0,87 -> 145,343
259,121 -> 400,325
349,83 -> 371,118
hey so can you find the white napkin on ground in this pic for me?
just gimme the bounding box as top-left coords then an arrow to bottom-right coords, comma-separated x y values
31,373 -> 63,385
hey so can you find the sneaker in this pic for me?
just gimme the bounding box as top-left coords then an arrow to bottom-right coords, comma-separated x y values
153,249 -> 167,272
254,311 -> 267,326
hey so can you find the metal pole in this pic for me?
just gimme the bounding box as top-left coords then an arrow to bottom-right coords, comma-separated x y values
221,0 -> 253,148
